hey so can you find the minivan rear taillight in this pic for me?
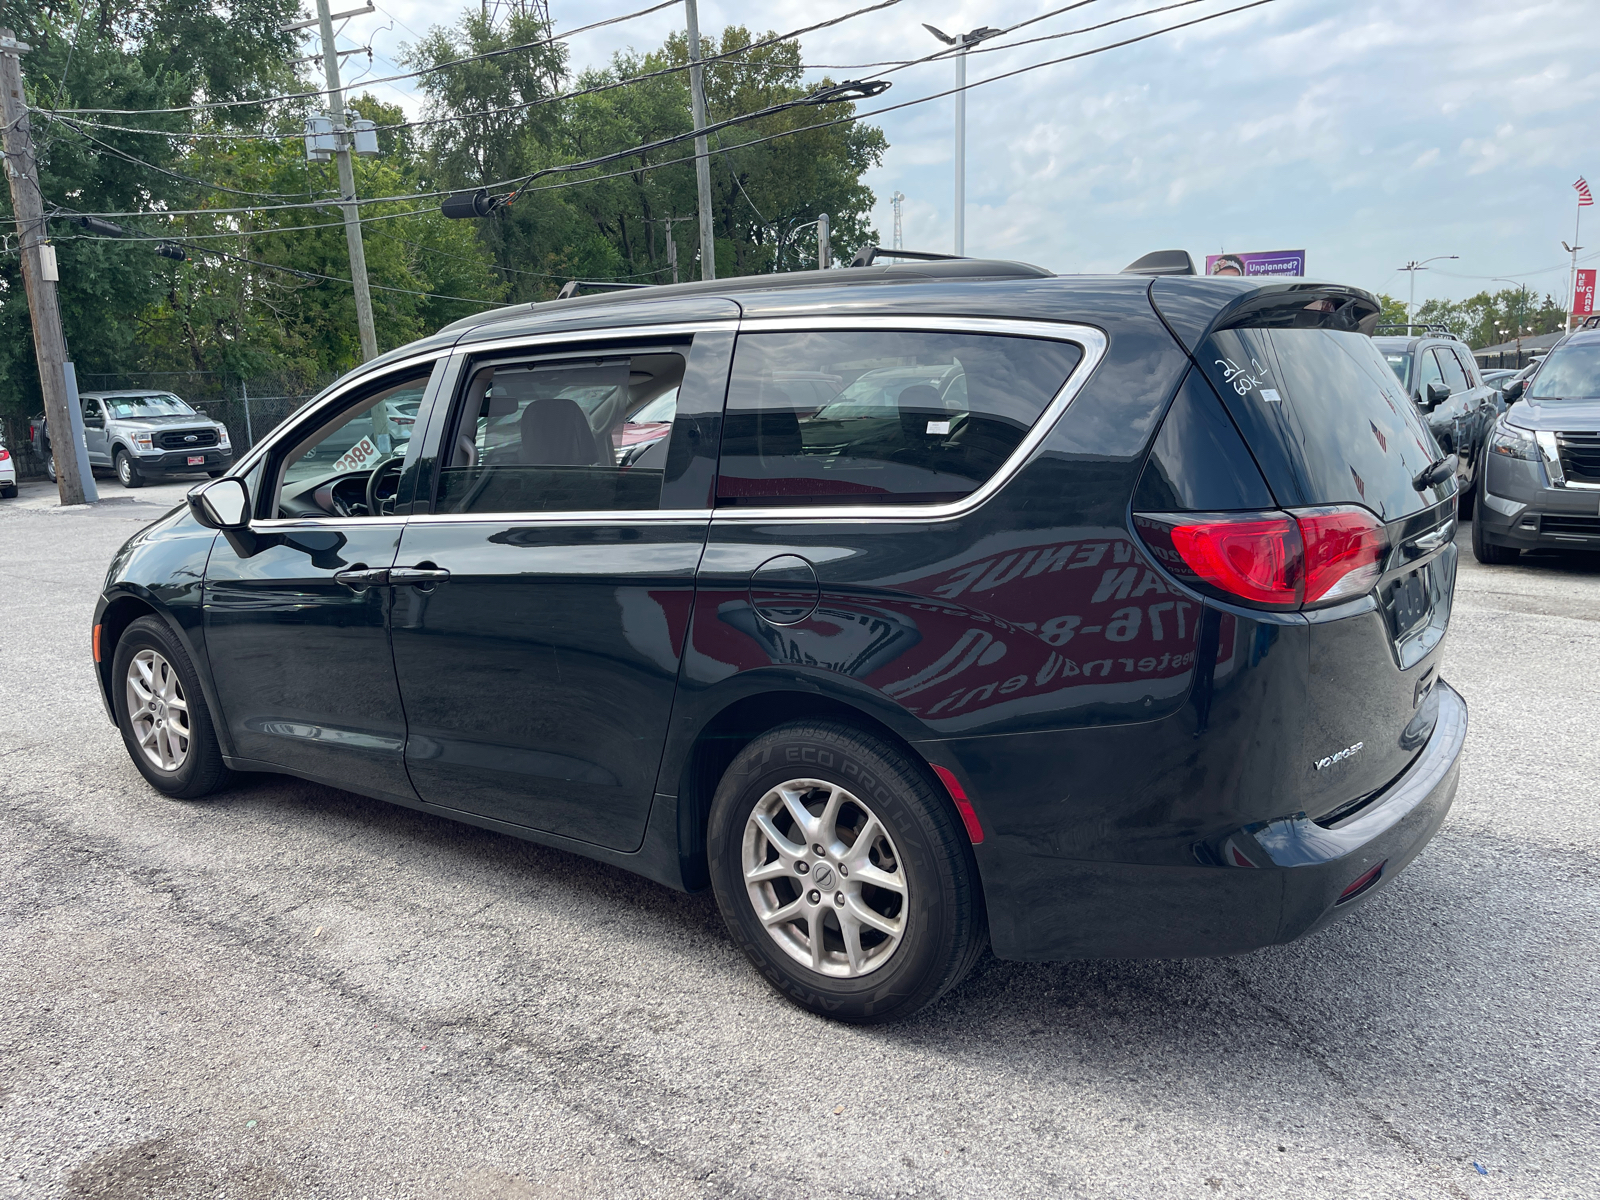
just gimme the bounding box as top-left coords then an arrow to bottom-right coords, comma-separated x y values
1134,506 -> 1386,611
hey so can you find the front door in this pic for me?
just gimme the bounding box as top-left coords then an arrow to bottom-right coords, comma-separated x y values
202,364 -> 441,801
81,398 -> 109,465
388,332 -> 728,851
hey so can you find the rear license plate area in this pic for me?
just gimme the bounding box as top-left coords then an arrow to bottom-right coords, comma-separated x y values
1382,565 -> 1431,642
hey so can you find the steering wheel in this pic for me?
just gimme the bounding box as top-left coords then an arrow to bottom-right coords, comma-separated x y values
365,454 -> 405,516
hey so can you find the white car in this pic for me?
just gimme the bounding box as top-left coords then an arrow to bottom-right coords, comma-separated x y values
0,436 -> 17,498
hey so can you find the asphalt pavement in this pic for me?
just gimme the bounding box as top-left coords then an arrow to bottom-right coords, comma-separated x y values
1,476 -> 1597,1199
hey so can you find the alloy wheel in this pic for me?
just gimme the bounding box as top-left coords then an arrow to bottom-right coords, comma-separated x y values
741,778 -> 908,978
125,648 -> 190,772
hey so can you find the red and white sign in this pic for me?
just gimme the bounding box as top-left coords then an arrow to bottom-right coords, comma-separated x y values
1575,268 -> 1597,317
331,435 -> 382,474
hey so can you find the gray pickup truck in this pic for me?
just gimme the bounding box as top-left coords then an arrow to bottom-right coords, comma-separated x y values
33,391 -> 233,488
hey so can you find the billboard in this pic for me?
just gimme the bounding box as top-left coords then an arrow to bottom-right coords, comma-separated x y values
1205,249 -> 1306,277
1575,268 -> 1596,317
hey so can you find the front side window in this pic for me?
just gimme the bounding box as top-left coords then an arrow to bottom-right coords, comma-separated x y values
717,331 -> 1082,506
82,398 -> 103,422
434,350 -> 685,514
1450,348 -> 1480,387
1416,349 -> 1446,395
105,393 -> 195,418
271,373 -> 431,518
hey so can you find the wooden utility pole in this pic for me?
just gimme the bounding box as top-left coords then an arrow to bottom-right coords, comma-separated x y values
2,29 -> 89,504
316,0 -> 379,361
683,0 -> 715,281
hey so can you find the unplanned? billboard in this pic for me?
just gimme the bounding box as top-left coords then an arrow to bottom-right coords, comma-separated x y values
1205,250 -> 1306,277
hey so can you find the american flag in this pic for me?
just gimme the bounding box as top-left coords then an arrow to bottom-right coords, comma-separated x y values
1578,177 -> 1595,207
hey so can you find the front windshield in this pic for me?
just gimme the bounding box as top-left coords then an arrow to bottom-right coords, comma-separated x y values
1383,353 -> 1410,390
105,393 -> 195,418
1526,343 -> 1600,400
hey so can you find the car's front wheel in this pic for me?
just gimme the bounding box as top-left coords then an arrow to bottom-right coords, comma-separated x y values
1471,475 -> 1520,565
114,449 -> 144,489
112,616 -> 230,798
707,721 -> 987,1023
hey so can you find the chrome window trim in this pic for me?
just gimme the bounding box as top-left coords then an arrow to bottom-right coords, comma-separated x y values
455,319 -> 731,360
712,315 -> 1107,524
403,508 -> 715,527
249,515 -> 409,531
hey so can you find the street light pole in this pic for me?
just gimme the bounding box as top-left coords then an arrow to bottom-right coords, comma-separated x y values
684,0 -> 716,281
1397,254 -> 1458,325
923,24 -> 1000,256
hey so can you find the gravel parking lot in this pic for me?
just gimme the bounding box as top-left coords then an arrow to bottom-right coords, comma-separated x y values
2,478 -> 1597,1200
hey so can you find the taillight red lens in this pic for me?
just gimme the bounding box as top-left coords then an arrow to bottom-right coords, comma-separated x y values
1297,506 -> 1387,604
1139,506 -> 1387,610
0,448 -> 10,462
1169,516 -> 1304,607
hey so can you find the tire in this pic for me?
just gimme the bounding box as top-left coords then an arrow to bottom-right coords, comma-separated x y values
111,615 -> 231,799
707,720 -> 987,1023
45,453 -> 56,483
115,449 -> 145,489
0,485 -> 15,499
1456,453 -> 1477,521
1471,484 -> 1520,565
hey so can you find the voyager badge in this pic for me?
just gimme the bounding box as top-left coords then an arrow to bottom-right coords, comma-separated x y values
1314,741 -> 1364,771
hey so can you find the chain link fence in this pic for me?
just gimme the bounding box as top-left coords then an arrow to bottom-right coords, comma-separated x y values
2,369 -> 339,481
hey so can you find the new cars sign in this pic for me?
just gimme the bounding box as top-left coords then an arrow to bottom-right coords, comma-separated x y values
1574,268 -> 1596,317
1205,249 -> 1306,277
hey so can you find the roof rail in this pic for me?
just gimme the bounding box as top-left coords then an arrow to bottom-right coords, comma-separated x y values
1581,314 -> 1600,329
848,245 -> 965,268
555,280 -> 652,300
1122,249 -> 1196,276
1373,322 -> 1462,342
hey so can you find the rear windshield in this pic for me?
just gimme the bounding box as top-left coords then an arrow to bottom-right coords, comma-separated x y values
1198,328 -> 1447,520
1527,341 -> 1600,400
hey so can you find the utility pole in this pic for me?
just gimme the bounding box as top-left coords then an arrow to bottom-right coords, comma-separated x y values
684,0 -> 715,280
1,29 -> 89,504
1563,238 -> 1584,333
316,0 -> 379,360
923,25 -> 1001,256
817,213 -> 830,269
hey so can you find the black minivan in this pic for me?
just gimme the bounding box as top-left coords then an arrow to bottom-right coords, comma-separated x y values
94,260 -> 1467,1022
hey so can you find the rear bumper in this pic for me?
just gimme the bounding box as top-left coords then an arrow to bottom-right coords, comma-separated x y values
980,681 -> 1467,961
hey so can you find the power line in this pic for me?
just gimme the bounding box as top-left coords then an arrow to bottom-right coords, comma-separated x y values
174,239 -> 505,306
29,0 -> 913,144
43,0 -> 1278,224
35,0 -> 689,117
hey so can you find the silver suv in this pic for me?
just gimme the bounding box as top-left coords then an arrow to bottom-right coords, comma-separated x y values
38,391 -> 234,488
1473,326 -> 1600,562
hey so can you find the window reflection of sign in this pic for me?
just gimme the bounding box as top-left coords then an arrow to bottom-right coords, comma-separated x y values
330,435 -> 381,474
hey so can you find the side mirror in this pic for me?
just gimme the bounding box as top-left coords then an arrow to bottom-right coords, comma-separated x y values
1424,382 -> 1451,408
188,477 -> 250,530
1503,380 -> 1524,400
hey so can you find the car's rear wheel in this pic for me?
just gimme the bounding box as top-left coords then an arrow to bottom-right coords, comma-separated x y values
112,616 -> 230,799
114,449 -> 144,489
1471,479 -> 1520,565
707,720 -> 986,1023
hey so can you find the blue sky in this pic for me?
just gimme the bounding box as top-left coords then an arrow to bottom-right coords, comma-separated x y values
343,0 -> 1600,307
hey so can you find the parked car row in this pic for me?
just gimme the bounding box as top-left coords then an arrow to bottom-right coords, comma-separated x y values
92,260 -> 1467,1022
1473,317 -> 1600,563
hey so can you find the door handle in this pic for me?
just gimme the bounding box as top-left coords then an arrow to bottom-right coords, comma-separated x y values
334,566 -> 391,589
390,565 -> 451,586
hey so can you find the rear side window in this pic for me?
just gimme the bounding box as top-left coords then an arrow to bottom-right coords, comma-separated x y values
1199,328 -> 1444,520
717,331 -> 1082,506
434,351 -> 685,514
